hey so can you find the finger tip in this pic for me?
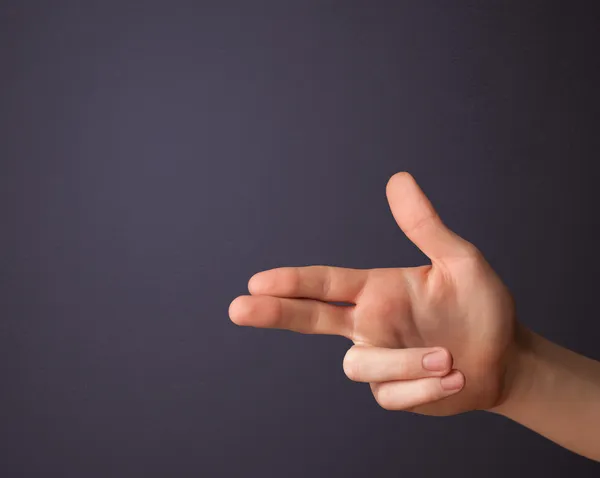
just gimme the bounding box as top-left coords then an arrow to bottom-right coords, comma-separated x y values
440,369 -> 465,393
438,347 -> 454,373
248,271 -> 270,295
247,274 -> 259,294
422,347 -> 453,374
386,171 -> 413,191
228,295 -> 254,325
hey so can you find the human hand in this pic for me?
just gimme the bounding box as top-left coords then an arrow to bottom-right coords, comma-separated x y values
229,172 -> 517,416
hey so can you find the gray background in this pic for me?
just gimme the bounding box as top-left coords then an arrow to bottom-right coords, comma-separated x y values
1,1 -> 599,476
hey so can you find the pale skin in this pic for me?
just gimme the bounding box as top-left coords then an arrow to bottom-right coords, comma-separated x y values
228,172 -> 600,462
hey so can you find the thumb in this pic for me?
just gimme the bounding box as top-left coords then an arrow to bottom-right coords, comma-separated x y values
386,172 -> 474,263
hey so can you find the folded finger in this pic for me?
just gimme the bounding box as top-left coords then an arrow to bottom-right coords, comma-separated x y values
370,370 -> 465,411
343,345 -> 453,382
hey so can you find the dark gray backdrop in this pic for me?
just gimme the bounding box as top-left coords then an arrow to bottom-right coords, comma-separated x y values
1,1 -> 599,477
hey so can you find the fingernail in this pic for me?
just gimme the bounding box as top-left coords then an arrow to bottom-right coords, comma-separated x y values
440,371 -> 465,391
422,349 -> 449,371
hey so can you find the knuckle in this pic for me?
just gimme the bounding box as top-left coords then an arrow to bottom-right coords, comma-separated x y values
464,242 -> 483,262
369,299 -> 397,319
374,385 -> 396,410
343,347 -> 362,381
278,268 -> 301,295
309,266 -> 332,298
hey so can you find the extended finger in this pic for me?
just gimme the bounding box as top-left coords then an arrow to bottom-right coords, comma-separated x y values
229,294 -> 353,337
370,370 -> 465,411
386,172 -> 477,264
248,266 -> 369,303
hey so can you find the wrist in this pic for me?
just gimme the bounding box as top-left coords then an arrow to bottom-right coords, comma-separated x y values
488,322 -> 540,417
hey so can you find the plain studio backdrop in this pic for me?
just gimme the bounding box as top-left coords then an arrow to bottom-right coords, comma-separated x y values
1,1 -> 599,477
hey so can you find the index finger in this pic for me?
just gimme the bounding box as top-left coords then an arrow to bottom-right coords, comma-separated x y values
248,266 -> 369,303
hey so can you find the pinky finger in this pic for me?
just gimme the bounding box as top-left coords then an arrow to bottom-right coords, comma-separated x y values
370,370 -> 465,411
